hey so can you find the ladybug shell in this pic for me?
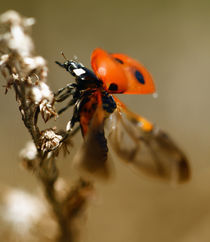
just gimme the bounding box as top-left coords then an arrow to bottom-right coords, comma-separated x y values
91,48 -> 155,94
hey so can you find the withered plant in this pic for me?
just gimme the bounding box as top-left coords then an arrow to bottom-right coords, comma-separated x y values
0,10 -> 93,242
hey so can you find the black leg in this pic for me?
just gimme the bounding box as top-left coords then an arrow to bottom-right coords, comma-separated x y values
54,83 -> 76,102
54,86 -> 68,97
57,98 -> 77,115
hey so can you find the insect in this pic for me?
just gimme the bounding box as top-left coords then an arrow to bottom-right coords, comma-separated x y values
55,48 -> 190,183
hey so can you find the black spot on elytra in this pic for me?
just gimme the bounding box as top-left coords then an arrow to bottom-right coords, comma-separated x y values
135,70 -> 145,84
109,83 -> 118,91
114,58 -> 124,64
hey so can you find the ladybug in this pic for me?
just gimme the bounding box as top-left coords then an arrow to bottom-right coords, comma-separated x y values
55,48 -> 190,183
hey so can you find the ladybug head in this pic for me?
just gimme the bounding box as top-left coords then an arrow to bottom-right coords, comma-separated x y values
56,56 -> 101,88
55,59 -> 86,78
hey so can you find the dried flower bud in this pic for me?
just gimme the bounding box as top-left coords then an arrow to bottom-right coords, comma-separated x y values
0,10 -> 34,57
31,82 -> 52,104
24,56 -> 46,69
30,81 -> 56,121
20,141 -> 37,161
0,187 -> 58,241
22,56 -> 48,80
11,73 -> 19,80
19,141 -> 38,171
40,99 -> 57,122
1,189 -> 45,234
41,129 -> 63,153
0,10 -> 35,27
0,54 -> 9,66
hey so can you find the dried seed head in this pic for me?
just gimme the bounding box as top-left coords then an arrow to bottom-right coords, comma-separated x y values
39,99 -> 57,122
0,54 -> 9,66
23,56 -> 48,78
31,82 -> 53,104
30,81 -> 56,121
20,141 -> 37,161
0,10 -> 48,82
0,10 -> 35,27
41,129 -> 63,153
0,10 -> 34,57
1,189 -> 46,234
19,141 -> 38,171
0,186 -> 59,241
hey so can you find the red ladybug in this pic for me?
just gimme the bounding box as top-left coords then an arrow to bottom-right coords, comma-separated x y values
55,48 -> 190,183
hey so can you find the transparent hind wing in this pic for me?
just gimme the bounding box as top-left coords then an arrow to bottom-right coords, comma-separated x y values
106,102 -> 190,183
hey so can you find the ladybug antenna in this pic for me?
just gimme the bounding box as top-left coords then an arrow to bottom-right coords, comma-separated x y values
55,51 -> 69,68
61,51 -> 68,61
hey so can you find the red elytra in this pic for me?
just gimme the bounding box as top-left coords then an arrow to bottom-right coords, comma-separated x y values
91,48 -> 155,94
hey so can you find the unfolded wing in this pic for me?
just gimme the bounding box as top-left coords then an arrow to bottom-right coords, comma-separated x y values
73,92 -> 113,179
106,98 -> 190,183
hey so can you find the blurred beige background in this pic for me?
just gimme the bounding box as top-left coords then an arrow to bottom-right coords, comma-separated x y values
1,0 -> 210,241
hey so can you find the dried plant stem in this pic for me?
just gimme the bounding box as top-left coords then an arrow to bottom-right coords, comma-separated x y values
43,179 -> 71,242
0,10 -> 93,242
11,61 -> 75,242
14,81 -> 41,147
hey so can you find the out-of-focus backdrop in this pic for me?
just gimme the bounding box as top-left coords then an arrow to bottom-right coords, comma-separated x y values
1,0 -> 210,241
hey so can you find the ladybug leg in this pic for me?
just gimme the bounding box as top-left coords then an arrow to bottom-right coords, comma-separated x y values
54,86 -> 66,97
57,98 -> 77,115
65,100 -> 81,132
54,83 -> 77,102
69,99 -> 81,128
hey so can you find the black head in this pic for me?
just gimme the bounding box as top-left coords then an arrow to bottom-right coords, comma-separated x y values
55,60 -> 85,77
56,59 -> 101,87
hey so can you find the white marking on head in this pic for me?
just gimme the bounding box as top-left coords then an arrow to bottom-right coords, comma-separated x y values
73,68 -> 86,76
